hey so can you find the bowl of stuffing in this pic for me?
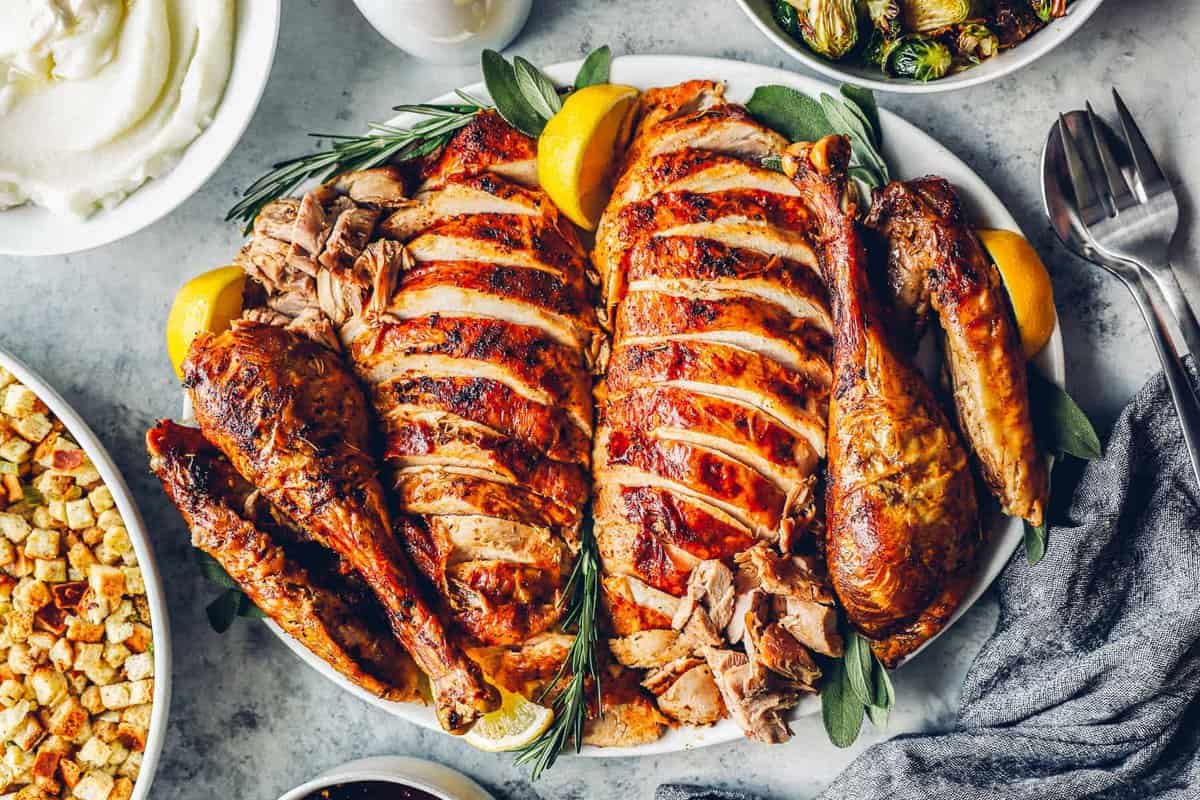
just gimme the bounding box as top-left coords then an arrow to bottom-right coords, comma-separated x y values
0,348 -> 170,800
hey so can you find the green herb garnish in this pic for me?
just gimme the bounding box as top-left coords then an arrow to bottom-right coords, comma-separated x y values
227,46 -> 613,232
514,518 -> 602,780
1022,366 -> 1100,564
195,551 -> 264,631
572,45 -> 613,89
747,83 -> 889,201
1028,367 -> 1102,460
822,628 -> 895,748
1024,519 -> 1048,565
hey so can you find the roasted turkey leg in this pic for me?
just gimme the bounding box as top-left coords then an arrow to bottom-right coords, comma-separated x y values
784,137 -> 980,667
183,321 -> 498,731
147,420 -> 423,702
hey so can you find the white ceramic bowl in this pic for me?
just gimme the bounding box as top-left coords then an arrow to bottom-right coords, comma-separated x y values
0,347 -> 172,800
351,0 -> 531,64
278,757 -> 493,800
734,0 -> 1105,94
0,0 -> 282,257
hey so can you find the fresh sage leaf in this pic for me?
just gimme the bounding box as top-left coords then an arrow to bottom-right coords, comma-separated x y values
844,632 -> 874,707
237,593 -> 268,619
820,94 -> 887,189
1028,367 -> 1101,460
866,655 -> 895,728
822,656 -> 866,748
574,45 -> 612,89
840,85 -> 881,147
206,589 -> 242,633
1024,519 -> 1048,564
746,85 -> 835,144
513,56 -> 563,121
481,49 -> 546,137
194,551 -> 239,590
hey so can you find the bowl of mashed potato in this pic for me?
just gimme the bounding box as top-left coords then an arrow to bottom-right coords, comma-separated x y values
0,0 -> 281,256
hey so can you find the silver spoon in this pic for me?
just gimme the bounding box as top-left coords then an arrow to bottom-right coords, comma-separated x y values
1043,110 -> 1200,488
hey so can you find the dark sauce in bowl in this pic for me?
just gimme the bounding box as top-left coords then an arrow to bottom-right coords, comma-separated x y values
304,782 -> 439,800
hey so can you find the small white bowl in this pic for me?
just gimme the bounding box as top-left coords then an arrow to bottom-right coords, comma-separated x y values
351,0 -> 531,64
733,0 -> 1105,94
0,0 -> 282,256
278,757 -> 494,800
0,347 -> 172,800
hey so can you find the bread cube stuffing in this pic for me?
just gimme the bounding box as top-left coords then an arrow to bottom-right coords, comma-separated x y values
21,532 -> 57,563
71,770 -> 112,800
1,389 -> 35,420
33,562 -> 65,584
0,441 -> 31,466
9,417 -> 51,447
62,505 -> 92,534
74,739 -> 109,772
83,492 -> 110,517
0,519 -> 29,546
0,379 -> 152,797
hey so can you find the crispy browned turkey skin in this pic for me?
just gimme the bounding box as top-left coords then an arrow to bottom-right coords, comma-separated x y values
785,137 -> 980,667
232,111 -> 662,747
146,420 -> 422,702
866,178 -> 1048,527
593,80 -> 839,741
182,321 -> 497,731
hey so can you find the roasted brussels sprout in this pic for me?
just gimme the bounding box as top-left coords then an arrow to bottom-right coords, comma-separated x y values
784,0 -> 862,60
864,0 -> 901,36
863,27 -> 900,68
955,23 -> 999,62
883,34 -> 953,80
773,0 -> 805,40
901,0 -> 977,32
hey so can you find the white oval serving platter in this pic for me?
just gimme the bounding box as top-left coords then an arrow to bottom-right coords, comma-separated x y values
265,54 -> 1065,757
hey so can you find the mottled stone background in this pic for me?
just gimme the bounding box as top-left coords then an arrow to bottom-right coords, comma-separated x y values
1,0 -> 1197,797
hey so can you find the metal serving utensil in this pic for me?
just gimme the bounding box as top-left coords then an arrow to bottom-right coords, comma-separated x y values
1058,90 -> 1200,358
1043,109 -> 1200,487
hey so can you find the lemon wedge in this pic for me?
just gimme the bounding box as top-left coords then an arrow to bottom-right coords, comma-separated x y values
537,83 -> 639,230
462,685 -> 554,753
165,266 -> 246,379
978,228 -> 1057,358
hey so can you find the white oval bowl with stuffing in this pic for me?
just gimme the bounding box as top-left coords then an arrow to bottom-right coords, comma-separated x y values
278,756 -> 494,800
0,346 -> 171,800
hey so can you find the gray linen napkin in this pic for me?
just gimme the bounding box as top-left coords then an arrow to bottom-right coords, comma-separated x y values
658,365 -> 1200,800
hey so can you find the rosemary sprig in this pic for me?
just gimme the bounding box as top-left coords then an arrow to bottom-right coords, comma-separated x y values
225,99 -> 486,232
513,518 -> 602,780
225,46 -> 614,233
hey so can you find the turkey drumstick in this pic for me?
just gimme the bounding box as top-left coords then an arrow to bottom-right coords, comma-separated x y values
784,137 -> 980,667
183,320 -> 498,732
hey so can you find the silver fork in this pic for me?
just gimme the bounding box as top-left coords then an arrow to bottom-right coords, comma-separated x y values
1061,90 -> 1200,358
1049,108 -> 1200,488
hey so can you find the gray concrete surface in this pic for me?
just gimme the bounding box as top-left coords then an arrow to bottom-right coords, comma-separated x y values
2,1 -> 1196,797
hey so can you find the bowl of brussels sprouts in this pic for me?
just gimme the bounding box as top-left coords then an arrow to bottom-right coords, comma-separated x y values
735,0 -> 1104,93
